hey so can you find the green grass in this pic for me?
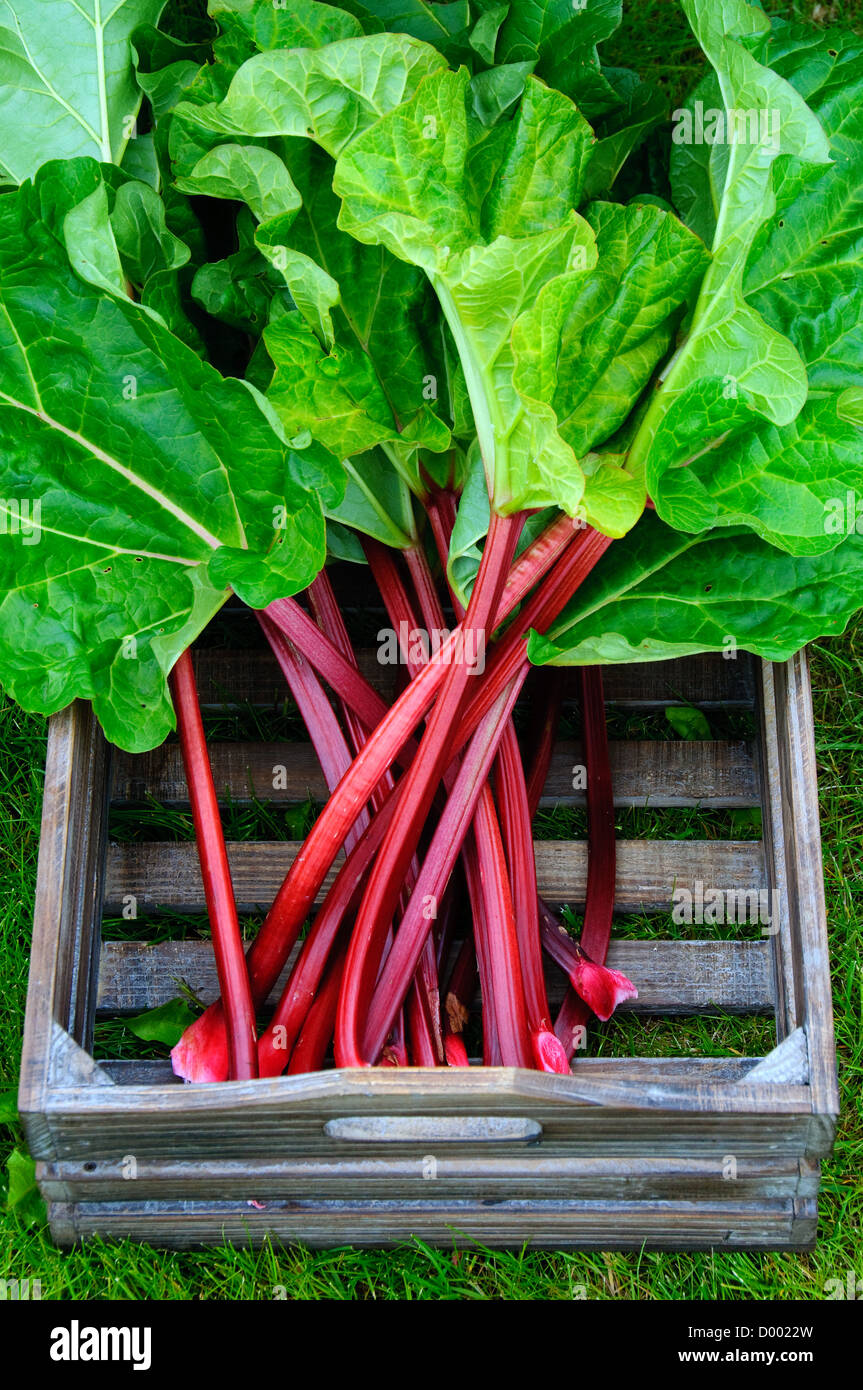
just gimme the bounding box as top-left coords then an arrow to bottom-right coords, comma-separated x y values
2,0 -> 863,1305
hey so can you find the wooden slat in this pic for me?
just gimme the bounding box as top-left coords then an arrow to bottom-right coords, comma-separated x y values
97,1056 -> 768,1086
111,737 -> 759,809
758,655 -> 839,1118
19,702 -> 112,1147
36,1071 -> 815,1138
102,837 -> 766,914
36,1152 -> 817,1205
96,937 -> 773,1016
43,1194 -> 815,1250
192,647 -> 756,709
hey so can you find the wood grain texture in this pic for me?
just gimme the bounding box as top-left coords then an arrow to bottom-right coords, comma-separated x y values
102,837 -> 767,914
98,1056 -> 769,1086
111,737 -> 759,809
19,701 -> 111,1149
193,646 -> 757,710
96,938 -> 774,1016
35,1153 -> 818,1205
43,1194 -> 816,1250
758,656 -> 839,1118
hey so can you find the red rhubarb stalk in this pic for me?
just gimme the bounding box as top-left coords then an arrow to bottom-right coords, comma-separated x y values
287,937 -> 348,1075
461,833 -> 502,1065
538,899 -> 637,1021
335,512 -> 523,1066
265,595 -> 413,759
257,612 -> 369,854
554,667 -> 618,1058
466,785 -> 532,1067
174,521 -> 602,1081
346,677 -> 527,1066
307,570 -> 377,763
525,668 -> 564,819
363,537 -> 444,1065
255,785 -> 401,1077
495,722 -> 569,1073
169,650 -> 258,1080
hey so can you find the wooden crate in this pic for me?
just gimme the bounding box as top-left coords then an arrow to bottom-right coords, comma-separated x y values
18,602 -> 838,1250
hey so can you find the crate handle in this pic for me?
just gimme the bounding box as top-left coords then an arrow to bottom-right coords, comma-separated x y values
324,1116 -> 542,1143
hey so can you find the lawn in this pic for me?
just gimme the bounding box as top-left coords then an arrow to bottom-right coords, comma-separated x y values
1,0 -> 861,1301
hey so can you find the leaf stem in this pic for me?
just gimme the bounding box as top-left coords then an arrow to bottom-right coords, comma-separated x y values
169,650 -> 257,1080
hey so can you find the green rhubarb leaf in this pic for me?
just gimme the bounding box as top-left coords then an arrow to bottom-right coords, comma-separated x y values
260,139 -> 450,485
326,518 -> 368,563
468,61 -> 534,127
652,22 -> 863,555
583,77 -> 666,199
0,0 -> 167,183
210,0 -> 363,58
174,32 -> 448,157
175,142 -> 301,224
511,200 -> 710,460
17,157 -> 192,311
579,453 -> 646,539
330,0 -> 474,61
446,445 -> 491,604
331,64 -> 600,513
0,168 -> 338,752
469,2 -> 509,65
628,0 -> 832,490
127,997 -> 198,1046
109,175 -> 191,286
528,510 -> 863,667
669,66 -> 722,247
259,229 -> 342,351
175,143 -> 339,342
446,447 -> 558,607
646,389 -> 863,555
121,131 -> 160,188
5,1148 -> 47,1229
744,26 -> 863,399
266,310 -> 432,460
132,22 -> 212,122
666,705 -> 713,741
497,0 -> 622,110
191,245 -> 285,334
326,449 -> 418,550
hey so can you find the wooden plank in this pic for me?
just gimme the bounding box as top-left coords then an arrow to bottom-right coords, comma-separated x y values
44,1194 -> 810,1250
36,1152 -> 818,1205
98,1056 -> 768,1086
758,655 -> 838,1117
192,647 -> 757,710
37,1092 -> 814,1166
96,938 -> 774,1016
19,702 -> 111,1154
111,737 -> 759,809
103,837 -> 766,914
39,1066 -> 814,1135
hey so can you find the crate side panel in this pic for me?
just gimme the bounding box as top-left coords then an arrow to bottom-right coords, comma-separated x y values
49,1194 -> 808,1251
19,703 -> 111,1154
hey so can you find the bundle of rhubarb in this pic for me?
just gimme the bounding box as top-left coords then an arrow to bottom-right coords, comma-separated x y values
1,0 -> 863,1081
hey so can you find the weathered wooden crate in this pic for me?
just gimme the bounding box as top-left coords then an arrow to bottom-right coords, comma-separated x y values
18,595 -> 838,1250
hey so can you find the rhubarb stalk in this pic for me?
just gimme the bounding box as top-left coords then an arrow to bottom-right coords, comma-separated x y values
169,650 -> 258,1080
554,667 -> 618,1058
